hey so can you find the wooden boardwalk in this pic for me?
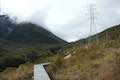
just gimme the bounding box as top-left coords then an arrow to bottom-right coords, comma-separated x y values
33,63 -> 51,80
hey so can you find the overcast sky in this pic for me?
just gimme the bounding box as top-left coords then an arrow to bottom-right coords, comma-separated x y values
0,0 -> 120,42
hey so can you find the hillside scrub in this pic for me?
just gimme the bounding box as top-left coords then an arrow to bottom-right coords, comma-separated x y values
0,63 -> 33,80
47,25 -> 120,80
48,43 -> 120,80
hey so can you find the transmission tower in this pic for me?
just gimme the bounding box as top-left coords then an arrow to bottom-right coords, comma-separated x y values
88,0 -> 99,45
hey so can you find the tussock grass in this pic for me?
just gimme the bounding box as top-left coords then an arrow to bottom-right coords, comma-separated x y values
48,43 -> 120,80
0,64 -> 33,80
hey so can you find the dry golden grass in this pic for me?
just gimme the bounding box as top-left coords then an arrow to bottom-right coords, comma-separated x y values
0,63 -> 34,80
0,44 -> 120,80
48,44 -> 120,80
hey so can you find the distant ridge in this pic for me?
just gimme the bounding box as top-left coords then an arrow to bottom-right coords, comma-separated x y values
73,25 -> 120,46
0,15 -> 66,44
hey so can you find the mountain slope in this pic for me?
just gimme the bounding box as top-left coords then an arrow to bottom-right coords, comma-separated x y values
0,15 -> 15,38
90,25 -> 120,43
0,15 -> 66,44
69,25 -> 120,47
48,25 -> 120,80
0,15 -> 67,71
6,23 -> 66,44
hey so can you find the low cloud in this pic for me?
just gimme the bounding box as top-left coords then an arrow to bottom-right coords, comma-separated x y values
1,0 -> 120,42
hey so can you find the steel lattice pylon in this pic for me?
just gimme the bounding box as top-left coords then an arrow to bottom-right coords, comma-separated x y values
88,0 -> 99,45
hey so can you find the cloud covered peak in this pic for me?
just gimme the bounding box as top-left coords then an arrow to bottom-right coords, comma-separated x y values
1,0 -> 120,42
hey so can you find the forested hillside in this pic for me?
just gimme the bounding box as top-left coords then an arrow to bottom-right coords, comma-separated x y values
0,15 -> 66,71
